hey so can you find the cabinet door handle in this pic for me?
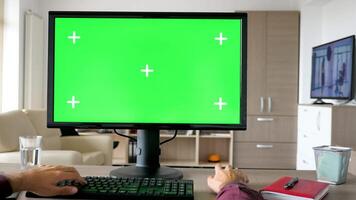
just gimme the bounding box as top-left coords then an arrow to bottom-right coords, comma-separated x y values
256,144 -> 274,149
257,117 -> 274,122
268,97 -> 272,112
260,97 -> 264,113
317,111 -> 321,131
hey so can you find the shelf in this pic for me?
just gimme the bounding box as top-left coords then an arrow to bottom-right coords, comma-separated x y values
126,133 -> 231,139
198,161 -> 230,167
199,134 -> 232,139
112,159 -> 229,168
161,160 -> 198,167
160,134 -> 196,138
127,134 -> 196,138
113,130 -> 234,167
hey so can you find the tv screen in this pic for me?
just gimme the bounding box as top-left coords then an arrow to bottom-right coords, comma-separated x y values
47,12 -> 247,130
311,36 -> 355,100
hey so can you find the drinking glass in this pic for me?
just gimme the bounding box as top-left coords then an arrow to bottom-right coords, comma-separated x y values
19,136 -> 42,169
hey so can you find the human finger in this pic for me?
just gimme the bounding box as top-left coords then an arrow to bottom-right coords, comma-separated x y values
234,168 -> 249,184
207,175 -> 214,188
54,171 -> 86,184
52,186 -> 78,196
207,175 -> 214,182
53,166 -> 77,173
207,175 -> 219,193
214,164 -> 222,172
224,165 -> 233,171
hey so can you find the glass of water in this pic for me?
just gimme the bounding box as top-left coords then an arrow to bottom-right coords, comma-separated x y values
19,136 -> 42,169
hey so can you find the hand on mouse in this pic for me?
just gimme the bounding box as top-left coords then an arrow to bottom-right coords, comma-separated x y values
6,165 -> 86,196
207,164 -> 249,193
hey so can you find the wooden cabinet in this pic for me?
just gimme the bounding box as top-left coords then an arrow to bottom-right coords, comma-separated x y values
236,116 -> 297,143
234,116 -> 297,169
235,11 -> 299,169
247,12 -> 267,115
297,105 -> 356,170
236,142 -> 296,169
265,12 -> 299,116
247,12 -> 299,116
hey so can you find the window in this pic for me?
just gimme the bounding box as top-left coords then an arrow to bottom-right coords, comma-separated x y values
0,0 -> 4,112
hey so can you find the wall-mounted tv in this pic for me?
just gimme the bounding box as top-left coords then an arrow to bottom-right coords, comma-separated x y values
311,36 -> 355,103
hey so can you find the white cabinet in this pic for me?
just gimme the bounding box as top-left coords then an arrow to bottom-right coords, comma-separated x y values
297,104 -> 356,170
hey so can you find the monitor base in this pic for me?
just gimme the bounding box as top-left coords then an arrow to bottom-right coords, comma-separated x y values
312,98 -> 333,105
60,127 -> 79,136
110,166 -> 183,179
110,129 -> 183,179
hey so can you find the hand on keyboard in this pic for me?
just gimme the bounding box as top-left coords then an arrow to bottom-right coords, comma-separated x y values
7,165 -> 85,197
27,176 -> 194,200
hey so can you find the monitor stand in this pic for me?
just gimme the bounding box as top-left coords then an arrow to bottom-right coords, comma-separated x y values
60,127 -> 79,136
312,98 -> 333,105
110,129 -> 183,179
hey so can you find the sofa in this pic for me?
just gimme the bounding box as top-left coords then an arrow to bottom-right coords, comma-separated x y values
0,110 -> 112,165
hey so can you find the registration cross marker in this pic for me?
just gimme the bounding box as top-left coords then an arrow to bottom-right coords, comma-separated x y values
214,97 -> 227,110
214,32 -> 228,46
67,96 -> 80,109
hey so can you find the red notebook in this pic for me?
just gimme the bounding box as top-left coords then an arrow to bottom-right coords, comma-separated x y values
260,176 -> 329,200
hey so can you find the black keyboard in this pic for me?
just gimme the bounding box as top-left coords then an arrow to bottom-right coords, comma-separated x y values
26,176 -> 194,200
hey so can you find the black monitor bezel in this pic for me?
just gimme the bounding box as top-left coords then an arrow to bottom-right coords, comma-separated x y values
310,35 -> 355,100
47,11 -> 247,130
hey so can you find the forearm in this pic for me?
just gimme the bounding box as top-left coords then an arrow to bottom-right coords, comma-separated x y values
216,184 -> 240,200
216,183 -> 262,200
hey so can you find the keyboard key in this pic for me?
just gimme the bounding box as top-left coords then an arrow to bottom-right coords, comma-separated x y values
26,176 -> 194,200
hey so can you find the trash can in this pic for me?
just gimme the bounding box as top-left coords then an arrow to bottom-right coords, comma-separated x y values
313,145 -> 352,184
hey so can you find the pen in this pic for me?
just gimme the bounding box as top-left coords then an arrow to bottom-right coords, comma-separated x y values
284,177 -> 299,189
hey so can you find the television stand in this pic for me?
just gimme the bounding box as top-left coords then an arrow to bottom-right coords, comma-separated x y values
110,129 -> 183,179
312,98 -> 333,105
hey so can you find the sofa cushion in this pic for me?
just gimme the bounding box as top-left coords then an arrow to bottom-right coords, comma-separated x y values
82,151 -> 105,165
0,150 -> 82,165
41,150 -> 83,165
0,110 -> 37,152
24,110 -> 61,150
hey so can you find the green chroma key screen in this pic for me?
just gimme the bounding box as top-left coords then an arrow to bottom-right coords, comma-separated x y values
50,12 -> 246,127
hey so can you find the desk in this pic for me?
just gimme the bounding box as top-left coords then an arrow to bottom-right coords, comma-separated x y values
1,164 -> 355,200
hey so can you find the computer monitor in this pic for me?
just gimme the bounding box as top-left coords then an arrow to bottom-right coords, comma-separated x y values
311,36 -> 355,104
47,11 -> 247,179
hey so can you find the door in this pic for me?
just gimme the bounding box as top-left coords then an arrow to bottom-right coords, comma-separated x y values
265,12 -> 299,116
247,12 -> 267,115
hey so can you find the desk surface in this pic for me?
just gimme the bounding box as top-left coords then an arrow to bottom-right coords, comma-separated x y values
1,164 -> 355,200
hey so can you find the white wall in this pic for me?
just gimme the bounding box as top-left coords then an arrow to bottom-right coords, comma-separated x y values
0,0 -> 4,111
2,0 -> 20,112
1,0 -> 41,111
39,0 -> 301,12
299,0 -> 356,104
4,0 -> 303,110
19,0 -> 41,108
36,0 -> 302,107
299,2 -> 323,104
322,0 -> 356,42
